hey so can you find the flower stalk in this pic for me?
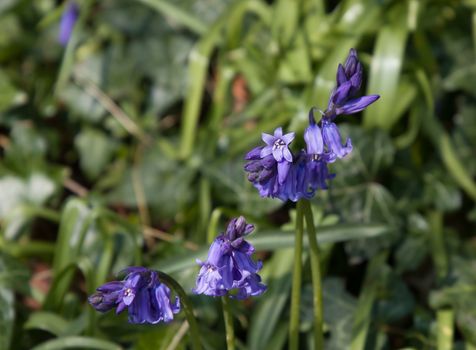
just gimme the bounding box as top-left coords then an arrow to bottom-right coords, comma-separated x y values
289,199 -> 305,350
221,296 -> 236,350
302,199 -> 324,349
159,272 -> 203,350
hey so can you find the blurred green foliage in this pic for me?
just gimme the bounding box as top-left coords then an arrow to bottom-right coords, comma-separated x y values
1,0 -> 476,349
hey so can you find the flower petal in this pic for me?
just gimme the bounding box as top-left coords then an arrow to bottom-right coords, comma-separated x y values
322,122 -> 353,159
58,2 -> 79,46
273,127 -> 283,137
245,146 -> 263,160
261,132 -> 275,146
277,161 -> 291,184
272,147 -> 283,162
281,132 -> 295,145
350,66 -> 362,91
336,64 -> 347,86
259,146 -> 273,158
344,49 -> 358,76
283,147 -> 293,162
332,81 -> 352,105
97,281 -> 123,292
336,95 -> 380,115
304,123 -> 324,155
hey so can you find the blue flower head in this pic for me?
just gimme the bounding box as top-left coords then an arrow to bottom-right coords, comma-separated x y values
58,1 -> 79,46
88,267 -> 180,324
244,49 -> 379,201
326,49 -> 380,119
194,217 -> 266,299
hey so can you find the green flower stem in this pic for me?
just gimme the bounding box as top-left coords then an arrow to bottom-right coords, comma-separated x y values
158,272 -> 202,350
289,199 -> 305,350
222,296 -> 236,350
302,199 -> 324,350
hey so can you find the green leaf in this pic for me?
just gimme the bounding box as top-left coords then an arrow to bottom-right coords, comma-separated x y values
0,287 -> 14,350
323,278 -> 357,350
421,108 -> 476,202
363,5 -> 408,130
30,336 -> 121,350
375,272 -> 415,323
52,198 -> 93,274
135,323 -> 185,350
0,173 -> 57,239
248,249 -> 294,350
0,252 -> 30,294
107,149 -> 194,219
75,128 -> 117,180
351,252 -> 389,350
136,0 -> 207,35
0,69 -> 24,113
44,199 -> 95,310
444,64 -> 476,97
272,0 -> 299,46
277,29 -> 313,83
179,0 -> 273,158
24,312 -> 69,337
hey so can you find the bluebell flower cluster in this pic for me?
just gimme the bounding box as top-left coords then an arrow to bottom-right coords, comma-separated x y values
88,267 -> 180,324
193,216 -> 266,299
245,49 -> 379,202
58,1 -> 79,46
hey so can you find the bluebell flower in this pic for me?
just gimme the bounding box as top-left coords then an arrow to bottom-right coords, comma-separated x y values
194,217 -> 266,299
260,127 -> 294,184
321,49 -> 379,160
260,127 -> 294,162
58,1 -> 79,46
278,151 -> 314,202
244,113 -> 335,202
244,48 -> 379,201
303,110 -> 336,190
325,49 -> 379,119
88,267 -> 180,324
245,146 -> 281,198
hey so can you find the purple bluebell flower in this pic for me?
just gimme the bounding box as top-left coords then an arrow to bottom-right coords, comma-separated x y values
244,49 -> 379,201
321,119 -> 352,160
325,49 -> 379,119
88,267 -> 180,324
245,147 -> 281,198
260,127 -> 294,163
260,127 -> 294,184
193,217 -> 266,299
304,110 -> 336,190
244,134 -> 333,202
320,49 -> 379,160
278,151 -> 314,202
58,1 -> 79,46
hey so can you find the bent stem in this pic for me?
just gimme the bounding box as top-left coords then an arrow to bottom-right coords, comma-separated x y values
302,199 -> 324,349
158,272 -> 203,350
289,200 -> 305,350
222,296 -> 235,350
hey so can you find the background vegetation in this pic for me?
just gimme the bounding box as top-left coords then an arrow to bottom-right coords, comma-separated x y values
1,0 -> 476,349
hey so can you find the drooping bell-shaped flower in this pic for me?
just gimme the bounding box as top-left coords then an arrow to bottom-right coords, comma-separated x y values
321,119 -> 352,159
193,217 -> 266,299
88,267 -> 180,324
